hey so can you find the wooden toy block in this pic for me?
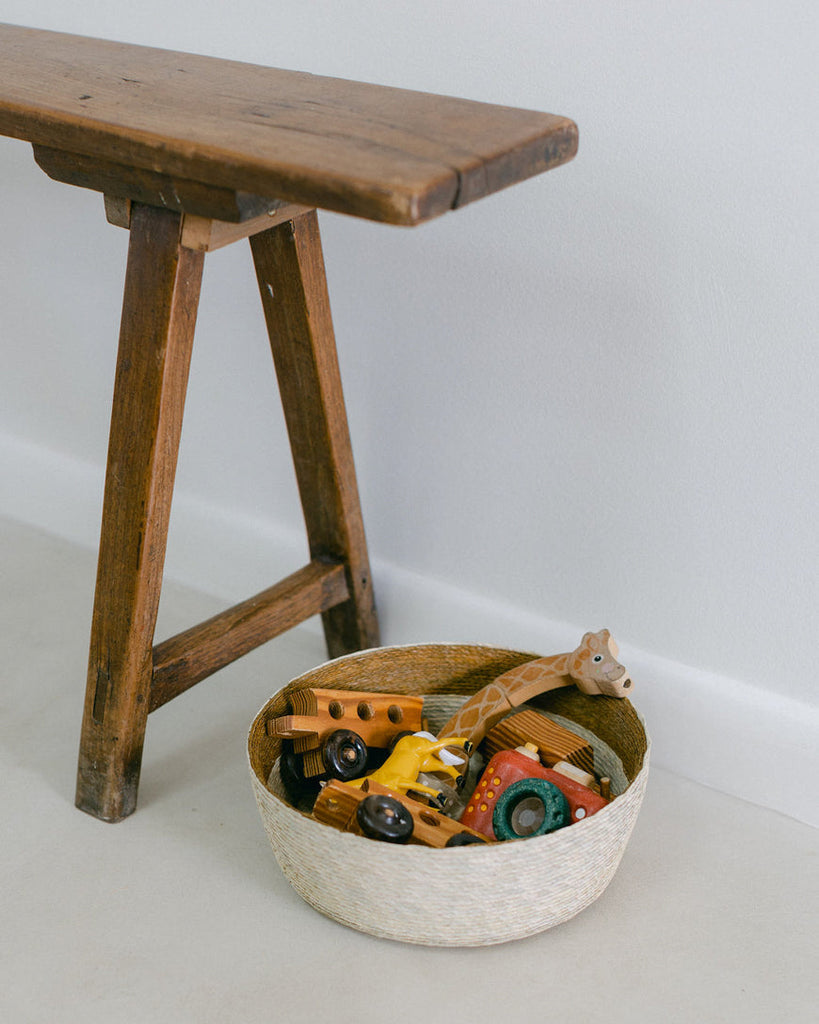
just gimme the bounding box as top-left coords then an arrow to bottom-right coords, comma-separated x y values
266,687 -> 424,753
312,779 -> 491,847
550,760 -> 600,793
300,748 -> 329,779
311,778 -> 365,831
483,709 -> 596,776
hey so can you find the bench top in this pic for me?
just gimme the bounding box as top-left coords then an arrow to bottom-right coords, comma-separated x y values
0,23 -> 577,225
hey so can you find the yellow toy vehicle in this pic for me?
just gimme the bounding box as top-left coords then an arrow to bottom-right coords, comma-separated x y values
348,731 -> 472,807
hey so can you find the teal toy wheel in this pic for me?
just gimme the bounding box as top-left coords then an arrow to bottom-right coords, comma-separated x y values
492,778 -> 571,840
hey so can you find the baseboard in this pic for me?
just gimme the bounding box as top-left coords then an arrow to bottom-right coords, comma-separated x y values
2,431 -> 817,828
372,570 -> 819,829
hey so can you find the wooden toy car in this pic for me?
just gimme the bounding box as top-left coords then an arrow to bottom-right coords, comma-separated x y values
312,778 -> 491,847
460,744 -> 610,841
267,687 -> 424,798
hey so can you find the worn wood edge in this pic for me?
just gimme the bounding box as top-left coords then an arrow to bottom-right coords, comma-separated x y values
103,193 -> 131,228
453,118 -> 579,210
5,24 -> 580,224
179,203 -> 314,251
149,559 -> 349,712
103,191 -> 314,249
24,128 -> 453,225
23,117 -> 576,226
33,144 -> 286,222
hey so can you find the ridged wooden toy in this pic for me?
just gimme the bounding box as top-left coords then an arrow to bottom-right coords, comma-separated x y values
483,708 -> 596,774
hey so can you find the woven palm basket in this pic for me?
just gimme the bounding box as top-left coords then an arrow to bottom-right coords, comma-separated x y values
248,643 -> 650,947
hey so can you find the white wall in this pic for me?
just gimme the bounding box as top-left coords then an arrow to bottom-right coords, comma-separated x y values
1,2 -> 817,824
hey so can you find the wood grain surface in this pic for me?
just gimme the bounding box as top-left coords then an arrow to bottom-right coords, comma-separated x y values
250,211 -> 380,655
150,560 -> 350,712
75,203 -> 204,821
0,23 -> 577,224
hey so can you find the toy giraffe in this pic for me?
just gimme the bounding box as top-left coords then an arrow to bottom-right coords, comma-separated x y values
438,629 -> 633,747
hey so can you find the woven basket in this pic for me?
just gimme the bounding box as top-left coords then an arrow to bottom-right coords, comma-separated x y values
248,643 -> 650,947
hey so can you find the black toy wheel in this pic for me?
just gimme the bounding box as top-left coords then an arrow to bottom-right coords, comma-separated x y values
322,729 -> 368,781
387,730 -> 414,753
278,747 -> 321,804
445,832 -> 488,847
493,778 -> 571,841
356,794 -> 414,843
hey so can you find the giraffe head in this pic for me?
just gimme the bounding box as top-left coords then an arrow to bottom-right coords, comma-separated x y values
567,629 -> 632,697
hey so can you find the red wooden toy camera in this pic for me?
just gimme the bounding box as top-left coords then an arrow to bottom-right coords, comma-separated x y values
460,745 -> 609,841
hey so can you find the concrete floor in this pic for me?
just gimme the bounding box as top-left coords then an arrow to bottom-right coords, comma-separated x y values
1,516 -> 817,1023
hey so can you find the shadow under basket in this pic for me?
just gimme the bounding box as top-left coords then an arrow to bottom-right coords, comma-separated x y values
247,643 -> 650,947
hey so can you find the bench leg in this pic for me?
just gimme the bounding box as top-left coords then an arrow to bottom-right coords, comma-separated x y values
76,204 -> 204,821
250,211 -> 380,657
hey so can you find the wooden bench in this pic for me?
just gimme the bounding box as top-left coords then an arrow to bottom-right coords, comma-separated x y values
0,23 -> 578,821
